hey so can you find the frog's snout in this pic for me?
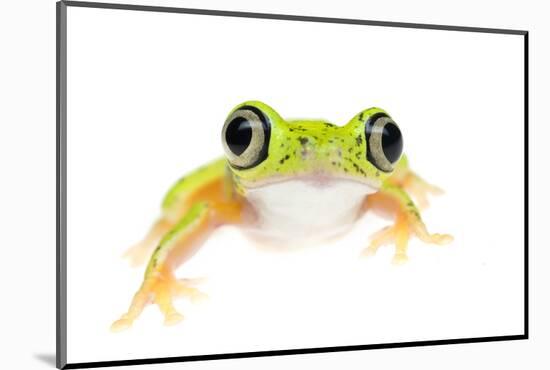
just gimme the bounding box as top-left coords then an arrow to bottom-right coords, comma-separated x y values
295,134 -> 342,164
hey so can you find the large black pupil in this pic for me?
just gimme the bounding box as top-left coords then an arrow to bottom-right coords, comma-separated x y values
381,123 -> 403,163
225,117 -> 252,156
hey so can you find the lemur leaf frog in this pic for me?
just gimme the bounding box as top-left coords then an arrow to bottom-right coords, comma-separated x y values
111,101 -> 452,331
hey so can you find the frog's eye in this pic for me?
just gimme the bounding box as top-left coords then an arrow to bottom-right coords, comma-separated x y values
365,113 -> 403,172
222,105 -> 271,169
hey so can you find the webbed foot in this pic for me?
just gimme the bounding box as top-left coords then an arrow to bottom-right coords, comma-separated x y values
361,212 -> 452,264
111,271 -> 207,331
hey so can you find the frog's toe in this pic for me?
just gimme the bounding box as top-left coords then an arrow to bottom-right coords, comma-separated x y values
361,215 -> 412,264
152,279 -> 190,327
111,285 -> 153,332
189,290 -> 209,304
112,272 -> 194,330
413,224 -> 454,246
173,279 -> 209,303
391,253 -> 409,265
360,247 -> 377,258
405,179 -> 444,209
164,312 -> 184,326
430,233 -> 453,245
360,226 -> 393,258
110,317 -> 133,332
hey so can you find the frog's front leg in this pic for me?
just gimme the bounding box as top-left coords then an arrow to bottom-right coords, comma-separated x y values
361,183 -> 452,264
122,218 -> 174,266
111,197 -> 242,331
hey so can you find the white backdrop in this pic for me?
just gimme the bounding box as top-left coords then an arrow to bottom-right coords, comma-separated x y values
2,0 -> 547,369
65,5 -> 524,364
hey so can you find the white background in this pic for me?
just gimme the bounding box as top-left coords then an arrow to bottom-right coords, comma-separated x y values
64,5 -> 525,364
1,0 -> 547,369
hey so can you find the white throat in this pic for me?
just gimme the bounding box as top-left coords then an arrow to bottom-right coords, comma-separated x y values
243,179 -> 376,243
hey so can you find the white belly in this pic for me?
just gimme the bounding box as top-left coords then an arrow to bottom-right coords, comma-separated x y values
242,179 -> 376,244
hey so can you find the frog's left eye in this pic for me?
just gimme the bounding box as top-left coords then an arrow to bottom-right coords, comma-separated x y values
222,106 -> 271,169
365,113 -> 403,172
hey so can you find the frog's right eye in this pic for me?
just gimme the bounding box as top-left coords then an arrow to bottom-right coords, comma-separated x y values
364,112 -> 403,173
222,106 -> 271,169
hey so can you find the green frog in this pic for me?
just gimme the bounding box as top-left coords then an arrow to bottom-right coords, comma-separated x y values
111,100 -> 452,331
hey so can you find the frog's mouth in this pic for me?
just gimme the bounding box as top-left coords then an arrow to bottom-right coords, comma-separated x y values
236,172 -> 382,192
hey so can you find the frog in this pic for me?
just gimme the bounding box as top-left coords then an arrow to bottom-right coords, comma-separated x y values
111,100 -> 453,331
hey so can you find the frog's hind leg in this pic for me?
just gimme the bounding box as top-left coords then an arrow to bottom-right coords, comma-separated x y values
400,171 -> 443,209
362,184 -> 452,264
388,156 -> 443,209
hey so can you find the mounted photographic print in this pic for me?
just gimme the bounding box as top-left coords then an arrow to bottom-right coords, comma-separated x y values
56,1 -> 528,368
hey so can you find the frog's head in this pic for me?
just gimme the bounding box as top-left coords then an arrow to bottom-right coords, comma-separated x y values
221,101 -> 403,194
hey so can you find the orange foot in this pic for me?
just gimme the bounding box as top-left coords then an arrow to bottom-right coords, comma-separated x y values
111,270 -> 207,331
361,212 -> 453,265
